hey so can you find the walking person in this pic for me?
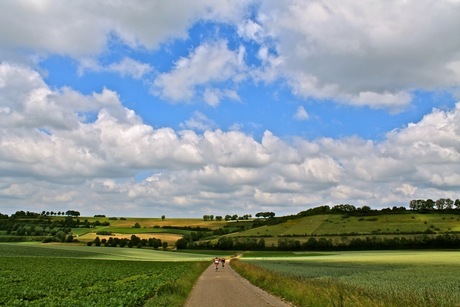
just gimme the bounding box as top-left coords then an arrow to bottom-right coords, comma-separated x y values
221,257 -> 225,268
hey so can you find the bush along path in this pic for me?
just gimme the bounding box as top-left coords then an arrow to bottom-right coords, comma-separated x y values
185,258 -> 292,307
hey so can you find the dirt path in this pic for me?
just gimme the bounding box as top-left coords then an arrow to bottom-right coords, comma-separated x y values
185,261 -> 292,307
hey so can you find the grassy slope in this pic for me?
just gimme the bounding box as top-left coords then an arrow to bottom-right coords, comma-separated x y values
231,213 -> 460,237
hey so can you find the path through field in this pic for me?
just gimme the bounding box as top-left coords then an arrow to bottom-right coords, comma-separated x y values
185,261 -> 292,307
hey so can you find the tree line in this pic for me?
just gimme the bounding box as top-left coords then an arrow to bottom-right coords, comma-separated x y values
88,235 -> 167,249
0,211 -> 109,242
203,214 -> 254,221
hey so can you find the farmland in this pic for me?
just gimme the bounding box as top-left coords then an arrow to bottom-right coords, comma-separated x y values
233,250 -> 460,306
1,207 -> 460,306
0,243 -> 215,306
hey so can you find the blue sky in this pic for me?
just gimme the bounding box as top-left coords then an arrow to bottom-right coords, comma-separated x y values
1,1 -> 460,217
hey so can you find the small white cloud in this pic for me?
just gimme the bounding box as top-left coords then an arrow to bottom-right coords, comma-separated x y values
202,88 -> 240,106
107,57 -> 153,79
78,57 -> 152,79
203,88 -> 220,107
294,106 -> 309,121
180,111 -> 216,132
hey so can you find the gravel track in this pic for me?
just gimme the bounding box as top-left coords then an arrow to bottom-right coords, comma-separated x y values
185,261 -> 292,307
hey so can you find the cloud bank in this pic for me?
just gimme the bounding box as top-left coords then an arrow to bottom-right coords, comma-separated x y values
1,1 -> 460,216
1,62 -> 459,216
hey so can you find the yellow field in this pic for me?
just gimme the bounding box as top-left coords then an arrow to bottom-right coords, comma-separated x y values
78,232 -> 183,245
79,216 -> 226,229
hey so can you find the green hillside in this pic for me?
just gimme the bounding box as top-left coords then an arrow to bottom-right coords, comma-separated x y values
229,213 -> 460,238
224,213 -> 460,247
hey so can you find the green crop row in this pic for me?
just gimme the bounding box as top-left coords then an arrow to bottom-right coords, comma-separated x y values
0,252 -> 205,306
239,251 -> 460,306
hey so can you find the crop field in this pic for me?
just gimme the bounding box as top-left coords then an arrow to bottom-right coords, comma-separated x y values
0,243 -> 214,306
239,250 -> 460,306
70,216 -> 225,229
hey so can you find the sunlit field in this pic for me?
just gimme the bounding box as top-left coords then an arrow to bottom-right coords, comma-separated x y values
0,243 -> 213,306
234,250 -> 460,306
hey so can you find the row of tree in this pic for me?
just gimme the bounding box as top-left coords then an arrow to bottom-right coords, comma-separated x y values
176,236 -> 266,250
203,214 -> 253,221
88,235 -> 167,249
176,234 -> 460,251
202,212 -> 277,221
409,198 -> 460,211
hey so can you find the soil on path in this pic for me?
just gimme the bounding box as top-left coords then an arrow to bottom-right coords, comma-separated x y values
185,261 -> 292,307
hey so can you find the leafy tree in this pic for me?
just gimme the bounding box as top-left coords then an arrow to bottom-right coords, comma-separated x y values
455,199 -> 460,209
445,198 -> 454,210
161,215 -> 165,221
162,242 -> 168,250
65,210 -> 80,217
175,238 -> 188,249
435,198 -> 446,210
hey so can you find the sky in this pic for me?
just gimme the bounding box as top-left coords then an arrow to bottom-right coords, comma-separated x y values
1,0 -> 460,218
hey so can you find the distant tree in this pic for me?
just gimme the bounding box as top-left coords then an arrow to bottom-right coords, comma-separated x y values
175,238 -> 188,249
133,222 -> 141,228
224,215 -> 231,221
130,235 -> 141,246
65,210 -> 80,217
445,198 -> 454,210
455,199 -> 460,209
435,198 -> 446,210
215,216 -> 223,221
162,241 -> 168,250
151,238 -> 162,249
161,215 -> 165,221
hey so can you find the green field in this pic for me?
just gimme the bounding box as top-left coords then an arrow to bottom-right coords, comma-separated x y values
0,243 -> 218,306
232,213 -> 460,237
235,250 -> 460,306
